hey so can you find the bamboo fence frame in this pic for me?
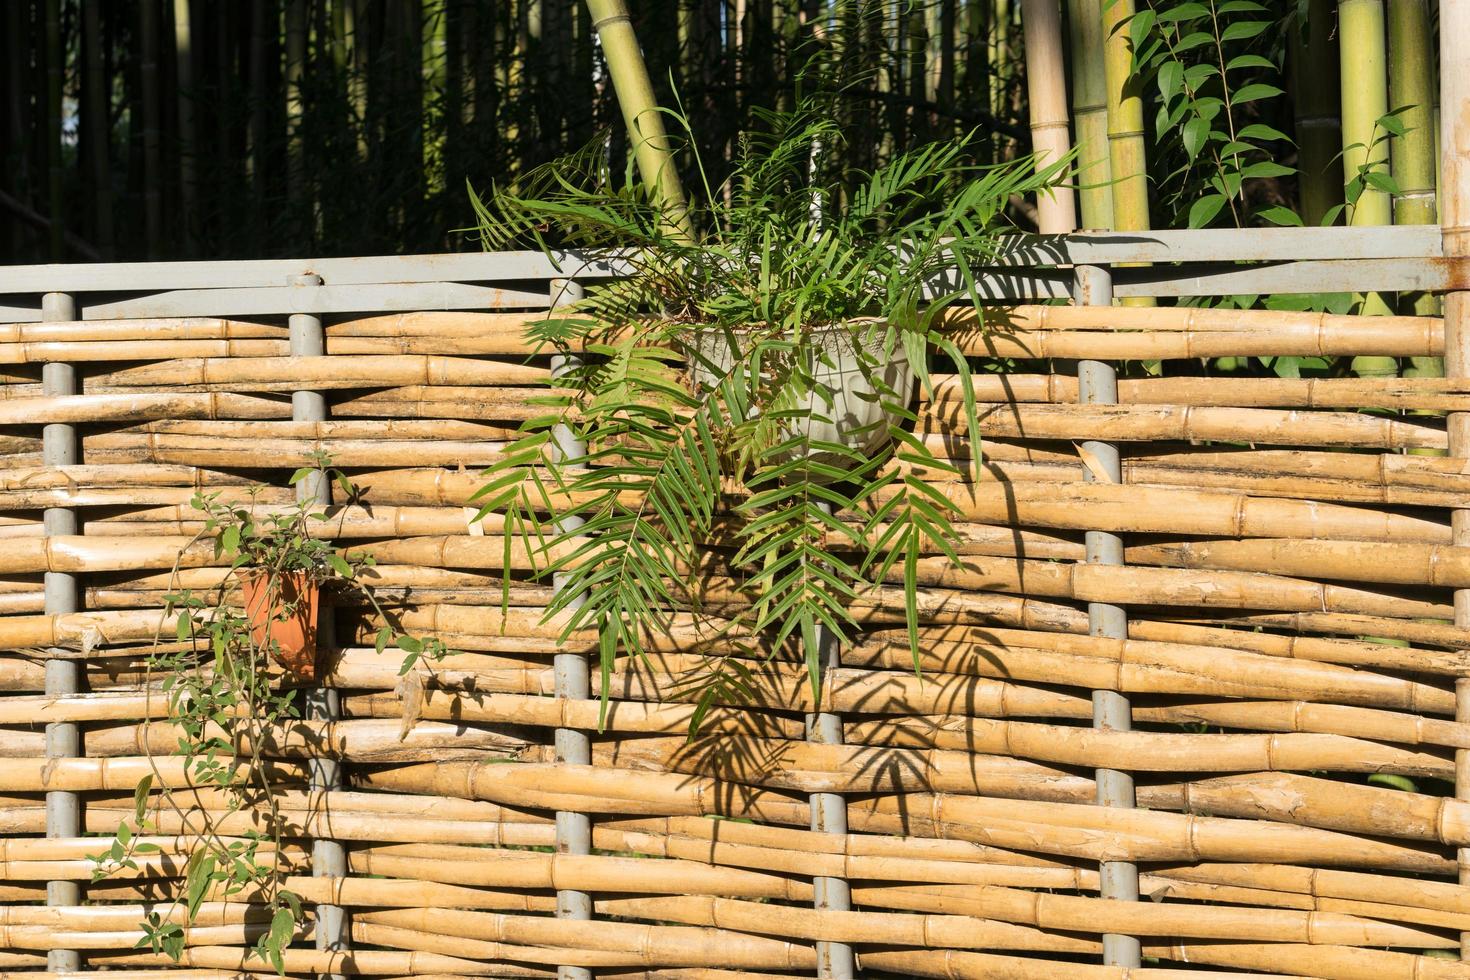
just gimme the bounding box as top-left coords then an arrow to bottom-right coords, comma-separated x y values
4,248 -> 1470,980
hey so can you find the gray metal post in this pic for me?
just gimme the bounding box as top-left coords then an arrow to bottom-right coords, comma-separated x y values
549,279 -> 594,980
1074,264 -> 1141,968
42,291 -> 81,974
808,502 -> 855,980
290,275 -> 347,974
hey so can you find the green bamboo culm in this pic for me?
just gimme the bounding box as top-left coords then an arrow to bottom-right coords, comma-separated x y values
1387,0 -> 1439,311
1100,0 -> 1153,306
1337,0 -> 1395,339
1387,0 -> 1441,448
1290,0 -> 1344,226
1067,0 -> 1114,230
584,0 -> 692,238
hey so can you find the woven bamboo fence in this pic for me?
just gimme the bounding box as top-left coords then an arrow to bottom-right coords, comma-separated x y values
4,243 -> 1470,980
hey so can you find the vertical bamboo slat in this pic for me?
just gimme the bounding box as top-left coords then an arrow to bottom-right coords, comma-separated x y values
1440,1 -> 1470,959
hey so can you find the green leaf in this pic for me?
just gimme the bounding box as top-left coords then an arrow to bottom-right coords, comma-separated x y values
1255,205 -> 1303,226
1240,161 -> 1294,179
1229,83 -> 1284,105
1376,112 -> 1408,137
134,774 -> 153,823
1225,53 -> 1277,72
1157,61 -> 1184,100
1181,117 -> 1210,161
1237,123 -> 1292,142
287,467 -> 313,486
326,553 -> 354,578
1363,170 -> 1401,194
1220,19 -> 1269,42
1187,194 -> 1228,229
1367,773 -> 1418,792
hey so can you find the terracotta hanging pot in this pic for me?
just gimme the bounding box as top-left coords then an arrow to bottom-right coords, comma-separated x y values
241,569 -> 321,681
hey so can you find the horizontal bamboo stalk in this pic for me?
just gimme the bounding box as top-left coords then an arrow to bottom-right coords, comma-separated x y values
0,339 -> 289,363
0,392 -> 290,425
351,908 -> 817,969
1125,618 -> 1470,674
940,480 -> 1451,543
598,890 -> 1449,949
89,355 -> 549,390
93,944 -> 531,975
102,418 -> 517,440
864,944 -> 1448,980
950,372 -> 1470,410
1152,607 -> 1470,648
348,847 -> 812,901
834,715 -> 1456,770
0,316 -> 285,344
849,626 -> 1453,713
1146,770 -> 1470,843
0,756 -> 307,792
895,554 -> 1452,622
77,438 -> 511,469
351,761 -> 1454,871
844,792 -> 1453,873
935,402 -> 1445,449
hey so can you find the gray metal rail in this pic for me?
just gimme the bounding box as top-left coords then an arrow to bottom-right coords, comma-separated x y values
41,290 -> 81,975
0,225 -> 1454,321
548,278 -> 595,980
1072,265 -> 1141,968
288,274 -> 349,979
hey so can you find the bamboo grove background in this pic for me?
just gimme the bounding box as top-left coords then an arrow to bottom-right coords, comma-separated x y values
4,0 -> 1432,264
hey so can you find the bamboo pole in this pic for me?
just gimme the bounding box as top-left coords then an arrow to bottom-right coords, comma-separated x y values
1389,0 -> 1443,420
1021,0 -> 1076,233
43,0 -> 63,261
140,0 -> 163,258
1291,0 -> 1344,225
1339,0 -> 1396,335
583,0 -> 691,235
1441,0 -> 1470,958
82,0 -> 113,257
1098,0 -> 1150,311
174,0 -> 196,255
1066,0 -> 1113,229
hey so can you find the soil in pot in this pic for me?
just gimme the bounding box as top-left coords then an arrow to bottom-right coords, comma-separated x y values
241,570 -> 321,681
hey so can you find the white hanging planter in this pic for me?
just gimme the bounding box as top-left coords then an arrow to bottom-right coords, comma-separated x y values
687,322 -> 915,470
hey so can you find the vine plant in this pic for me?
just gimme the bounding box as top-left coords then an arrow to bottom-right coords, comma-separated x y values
88,453 -> 444,974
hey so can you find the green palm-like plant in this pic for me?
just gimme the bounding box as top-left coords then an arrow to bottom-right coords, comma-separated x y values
470,101 -> 1066,725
